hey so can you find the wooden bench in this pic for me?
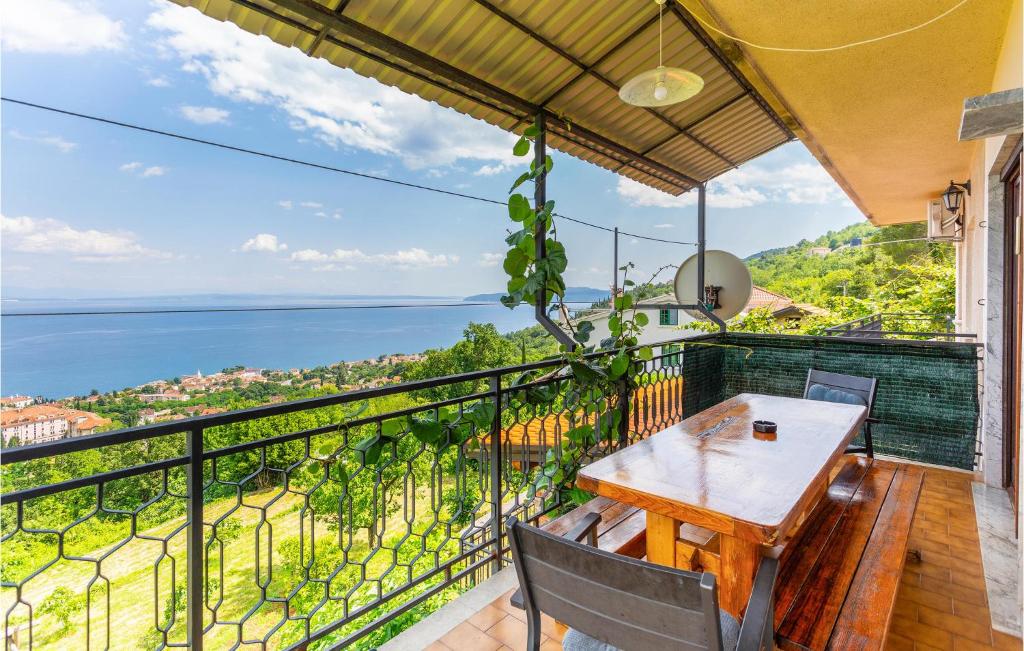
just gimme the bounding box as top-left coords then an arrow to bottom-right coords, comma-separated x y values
774,457 -> 924,650
539,495 -> 647,558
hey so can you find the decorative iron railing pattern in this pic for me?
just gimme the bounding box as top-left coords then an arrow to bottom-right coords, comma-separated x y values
1,342 -> 688,651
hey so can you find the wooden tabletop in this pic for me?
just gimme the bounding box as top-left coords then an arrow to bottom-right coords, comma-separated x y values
576,393 -> 867,545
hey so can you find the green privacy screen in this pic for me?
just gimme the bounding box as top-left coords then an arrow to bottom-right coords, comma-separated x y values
679,333 -> 980,470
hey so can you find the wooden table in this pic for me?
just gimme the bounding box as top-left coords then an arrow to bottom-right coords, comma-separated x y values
576,393 -> 867,618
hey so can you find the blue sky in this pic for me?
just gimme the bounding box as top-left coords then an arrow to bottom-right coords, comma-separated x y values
1,0 -> 865,298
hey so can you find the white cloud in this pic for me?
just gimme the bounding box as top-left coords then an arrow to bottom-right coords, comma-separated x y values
277,200 -> 293,210
8,130 -> 77,153
314,211 -> 343,220
616,162 -> 847,209
2,0 -> 125,54
478,252 -> 503,267
290,248 -> 329,262
652,223 -> 674,229
1,215 -> 171,262
119,161 -> 166,177
473,163 -> 514,176
241,233 -> 287,253
290,247 -> 457,269
148,4 -> 518,170
179,105 -> 230,124
146,76 -> 171,87
300,201 -> 323,209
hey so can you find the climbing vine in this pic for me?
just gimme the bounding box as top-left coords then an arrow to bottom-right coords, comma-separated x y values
498,125 -> 566,310
498,128 -> 667,509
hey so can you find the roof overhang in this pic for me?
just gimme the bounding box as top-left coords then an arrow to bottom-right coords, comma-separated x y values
171,0 -> 793,196
682,0 -> 1019,224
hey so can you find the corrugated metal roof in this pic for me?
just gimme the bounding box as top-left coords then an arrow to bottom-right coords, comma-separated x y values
173,0 -> 792,194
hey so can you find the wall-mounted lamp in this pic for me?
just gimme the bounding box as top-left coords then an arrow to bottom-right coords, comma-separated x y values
942,179 -> 971,214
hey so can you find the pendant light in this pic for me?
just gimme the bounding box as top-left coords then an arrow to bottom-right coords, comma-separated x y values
619,0 -> 704,107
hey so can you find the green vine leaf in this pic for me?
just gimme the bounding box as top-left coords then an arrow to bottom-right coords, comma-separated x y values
509,172 -> 531,193
354,435 -> 384,465
409,416 -> 444,446
503,248 -> 528,276
513,137 -> 531,157
609,352 -> 629,379
508,194 -> 532,222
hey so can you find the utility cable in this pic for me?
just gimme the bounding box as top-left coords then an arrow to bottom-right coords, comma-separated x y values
684,0 -> 970,53
1,97 -> 697,246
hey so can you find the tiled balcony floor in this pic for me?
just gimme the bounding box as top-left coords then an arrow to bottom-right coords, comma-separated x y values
398,464 -> 1021,651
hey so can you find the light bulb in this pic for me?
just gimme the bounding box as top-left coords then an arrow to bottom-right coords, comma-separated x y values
653,82 -> 668,101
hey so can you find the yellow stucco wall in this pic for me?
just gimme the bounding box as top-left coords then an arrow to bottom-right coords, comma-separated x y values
689,0 -> 1019,224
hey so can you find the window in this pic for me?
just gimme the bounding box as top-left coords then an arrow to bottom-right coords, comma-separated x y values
659,308 -> 678,326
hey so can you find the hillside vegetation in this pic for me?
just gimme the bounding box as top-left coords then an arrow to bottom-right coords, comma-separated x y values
742,221 -> 955,331
586,220 -> 955,335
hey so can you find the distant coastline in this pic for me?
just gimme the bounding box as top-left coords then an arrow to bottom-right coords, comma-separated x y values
1,294 -> 541,399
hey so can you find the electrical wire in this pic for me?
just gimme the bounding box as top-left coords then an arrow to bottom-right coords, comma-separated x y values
1,97 -> 698,246
684,0 -> 970,53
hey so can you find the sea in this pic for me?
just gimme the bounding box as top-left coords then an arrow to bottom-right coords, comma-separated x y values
0,294 -> 540,399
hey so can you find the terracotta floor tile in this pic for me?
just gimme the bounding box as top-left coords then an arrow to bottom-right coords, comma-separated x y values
899,583 -> 954,613
918,576 -> 988,607
917,605 -> 994,645
891,614 -> 954,651
991,631 -> 1024,651
439,621 -> 504,651
540,613 -> 565,641
914,560 -> 954,582
910,537 -> 953,557
423,642 -> 452,651
893,596 -> 919,621
950,569 -> 988,591
952,635 -> 997,651
486,614 -> 546,649
540,639 -> 563,651
885,631 -> 915,651
469,604 -> 510,631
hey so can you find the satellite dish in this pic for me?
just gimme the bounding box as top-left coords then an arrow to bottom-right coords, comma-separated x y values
673,250 -> 753,321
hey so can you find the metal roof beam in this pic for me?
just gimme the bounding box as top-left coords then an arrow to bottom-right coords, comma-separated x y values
668,3 -> 794,139
470,0 -> 737,167
268,0 -> 699,188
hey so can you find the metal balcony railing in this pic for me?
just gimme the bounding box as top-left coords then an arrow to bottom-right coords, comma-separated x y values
0,331 -> 983,650
0,341 -> 688,651
823,313 -> 973,341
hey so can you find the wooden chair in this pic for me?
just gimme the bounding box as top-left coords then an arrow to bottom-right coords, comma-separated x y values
803,369 -> 878,457
507,514 -> 779,651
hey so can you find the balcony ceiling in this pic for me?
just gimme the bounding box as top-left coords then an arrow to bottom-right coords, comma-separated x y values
169,0 -> 794,196
683,0 -> 1019,224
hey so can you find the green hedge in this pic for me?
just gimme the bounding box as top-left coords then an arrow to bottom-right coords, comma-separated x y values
680,333 -> 979,469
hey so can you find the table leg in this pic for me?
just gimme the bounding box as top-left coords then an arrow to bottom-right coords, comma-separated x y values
718,534 -> 762,619
645,511 -> 677,566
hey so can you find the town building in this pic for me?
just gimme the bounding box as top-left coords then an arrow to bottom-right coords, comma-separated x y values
1,405 -> 111,446
0,396 -> 33,409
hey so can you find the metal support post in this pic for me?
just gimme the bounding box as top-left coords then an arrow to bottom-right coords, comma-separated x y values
187,427 -> 205,651
488,375 -> 503,573
613,227 -> 619,299
532,112 -> 577,349
695,182 -> 726,332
